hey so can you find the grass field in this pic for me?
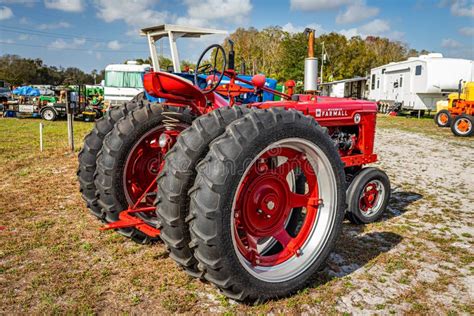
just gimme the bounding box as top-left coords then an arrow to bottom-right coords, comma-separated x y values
0,115 -> 473,314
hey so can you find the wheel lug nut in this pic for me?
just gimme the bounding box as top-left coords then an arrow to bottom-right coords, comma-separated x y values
266,214 -> 271,219
267,201 -> 275,210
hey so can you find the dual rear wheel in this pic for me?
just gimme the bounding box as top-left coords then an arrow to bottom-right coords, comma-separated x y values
79,104 -> 390,301
157,108 -> 347,302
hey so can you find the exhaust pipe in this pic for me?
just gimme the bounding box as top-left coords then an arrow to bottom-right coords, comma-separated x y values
304,28 -> 318,93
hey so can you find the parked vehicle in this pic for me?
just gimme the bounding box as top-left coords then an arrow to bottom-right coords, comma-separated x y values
78,26 -> 391,302
103,61 -> 151,107
369,54 -> 473,115
434,81 -> 474,136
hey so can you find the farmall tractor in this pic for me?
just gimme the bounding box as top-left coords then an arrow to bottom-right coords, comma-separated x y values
78,26 -> 391,302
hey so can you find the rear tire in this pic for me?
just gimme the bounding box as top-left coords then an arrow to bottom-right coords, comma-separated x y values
346,167 -> 390,224
189,108 -> 346,302
78,97 -> 145,219
95,103 -> 193,243
435,110 -> 451,127
156,106 -> 249,277
451,114 -> 474,137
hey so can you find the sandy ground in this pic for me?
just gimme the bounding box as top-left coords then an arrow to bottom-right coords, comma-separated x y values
0,118 -> 473,314
325,128 -> 474,314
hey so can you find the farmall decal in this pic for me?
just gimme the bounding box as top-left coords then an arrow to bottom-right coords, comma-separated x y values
315,108 -> 348,117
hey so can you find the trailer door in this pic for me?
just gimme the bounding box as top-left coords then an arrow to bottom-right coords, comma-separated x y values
399,69 -> 411,108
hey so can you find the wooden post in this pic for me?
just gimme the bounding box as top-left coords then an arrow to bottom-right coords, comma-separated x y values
66,90 -> 74,152
39,122 -> 43,152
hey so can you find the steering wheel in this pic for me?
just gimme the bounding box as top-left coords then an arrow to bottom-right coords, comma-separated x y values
194,44 -> 227,94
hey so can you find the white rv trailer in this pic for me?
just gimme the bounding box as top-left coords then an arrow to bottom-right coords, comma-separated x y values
368,53 -> 474,113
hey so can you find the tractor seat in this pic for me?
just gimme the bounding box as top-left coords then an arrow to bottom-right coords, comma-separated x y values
165,72 -> 193,85
143,71 -> 206,106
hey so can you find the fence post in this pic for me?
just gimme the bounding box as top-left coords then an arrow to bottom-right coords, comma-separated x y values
66,91 -> 74,153
39,122 -> 43,152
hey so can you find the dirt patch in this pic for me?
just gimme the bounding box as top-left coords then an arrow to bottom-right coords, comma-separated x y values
0,118 -> 473,314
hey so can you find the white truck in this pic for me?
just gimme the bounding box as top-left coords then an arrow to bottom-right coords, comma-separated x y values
368,53 -> 474,115
103,61 -> 151,107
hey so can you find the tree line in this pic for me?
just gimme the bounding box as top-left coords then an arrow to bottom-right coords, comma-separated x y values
217,26 -> 429,82
0,54 -> 103,86
1,26 -> 429,86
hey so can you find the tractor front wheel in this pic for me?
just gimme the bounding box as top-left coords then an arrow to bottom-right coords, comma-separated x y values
189,108 -> 346,302
451,114 -> 474,137
346,167 -> 390,224
434,110 -> 451,127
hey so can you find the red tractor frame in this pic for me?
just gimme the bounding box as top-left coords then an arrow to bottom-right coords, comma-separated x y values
78,28 -> 390,302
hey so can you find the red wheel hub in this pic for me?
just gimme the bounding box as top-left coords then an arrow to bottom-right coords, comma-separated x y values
124,127 -> 165,207
234,148 -> 320,267
359,181 -> 379,212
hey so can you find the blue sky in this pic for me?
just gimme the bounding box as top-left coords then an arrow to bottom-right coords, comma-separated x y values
0,0 -> 473,72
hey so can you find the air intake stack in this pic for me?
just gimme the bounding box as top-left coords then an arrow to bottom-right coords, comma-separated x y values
303,28 -> 318,93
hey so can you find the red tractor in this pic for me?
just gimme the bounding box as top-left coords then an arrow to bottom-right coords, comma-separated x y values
78,28 -> 390,302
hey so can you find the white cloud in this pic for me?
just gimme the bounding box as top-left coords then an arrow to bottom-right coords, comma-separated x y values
441,38 -> 462,48
338,19 -> 404,40
450,0 -> 474,17
18,33 -> 33,40
0,5 -> 13,20
49,37 -> 86,49
38,21 -> 71,30
0,38 -> 14,44
282,22 -> 327,35
19,16 -> 28,24
290,0 -> 350,11
107,40 -> 122,50
359,19 -> 390,34
388,31 -> 405,41
459,26 -> 474,36
44,0 -> 84,12
183,0 -> 252,24
95,0 -> 170,29
49,39 -> 68,49
73,37 -> 85,45
336,1 -> 379,24
95,0 -> 250,36
0,0 -> 36,5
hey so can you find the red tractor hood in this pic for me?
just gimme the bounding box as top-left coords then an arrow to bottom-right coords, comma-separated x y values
256,95 -> 377,127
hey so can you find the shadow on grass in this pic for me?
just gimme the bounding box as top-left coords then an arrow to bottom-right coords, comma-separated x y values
383,190 -> 423,220
310,231 -> 404,285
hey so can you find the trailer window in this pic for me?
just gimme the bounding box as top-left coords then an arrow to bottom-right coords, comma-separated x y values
377,79 -> 380,89
371,74 -> 376,90
415,65 -> 422,76
105,71 -> 144,88
399,77 -> 403,87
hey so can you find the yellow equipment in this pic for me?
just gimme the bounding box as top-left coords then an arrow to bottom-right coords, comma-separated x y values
435,81 -> 474,128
